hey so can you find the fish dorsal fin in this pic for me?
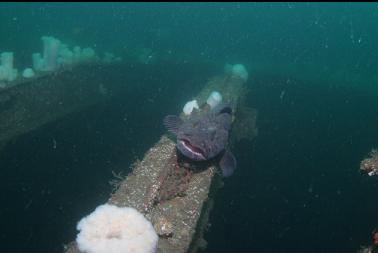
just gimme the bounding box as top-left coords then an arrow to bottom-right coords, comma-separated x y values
163,115 -> 183,135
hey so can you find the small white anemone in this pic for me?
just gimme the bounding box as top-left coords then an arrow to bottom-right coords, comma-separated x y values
231,64 -> 249,82
183,99 -> 199,115
22,68 -> 35,78
206,91 -> 222,109
76,204 -> 158,253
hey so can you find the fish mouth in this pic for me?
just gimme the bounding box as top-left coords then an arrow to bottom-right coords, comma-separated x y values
179,138 -> 206,160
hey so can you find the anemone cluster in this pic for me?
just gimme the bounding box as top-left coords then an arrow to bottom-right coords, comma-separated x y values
0,36 -> 122,85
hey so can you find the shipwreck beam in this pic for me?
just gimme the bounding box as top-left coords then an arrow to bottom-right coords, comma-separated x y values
64,69 -> 258,253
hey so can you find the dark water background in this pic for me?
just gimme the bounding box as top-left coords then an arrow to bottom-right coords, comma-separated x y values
0,3 -> 378,253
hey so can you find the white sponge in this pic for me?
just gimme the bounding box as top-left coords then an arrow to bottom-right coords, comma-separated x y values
76,204 -> 158,253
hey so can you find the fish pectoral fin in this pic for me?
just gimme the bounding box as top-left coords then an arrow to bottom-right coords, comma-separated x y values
219,150 -> 236,177
163,115 -> 183,135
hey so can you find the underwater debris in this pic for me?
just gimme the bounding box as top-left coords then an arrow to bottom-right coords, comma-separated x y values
357,229 -> 378,253
360,149 -> 378,176
357,246 -> 374,253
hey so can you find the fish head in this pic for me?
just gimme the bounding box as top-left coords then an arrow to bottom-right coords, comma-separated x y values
164,103 -> 236,176
176,110 -> 231,161
164,103 -> 233,161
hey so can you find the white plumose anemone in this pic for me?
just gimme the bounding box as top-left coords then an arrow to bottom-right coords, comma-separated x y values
22,68 -> 35,78
231,64 -> 249,82
183,99 -> 199,115
76,204 -> 158,253
206,91 -> 222,109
